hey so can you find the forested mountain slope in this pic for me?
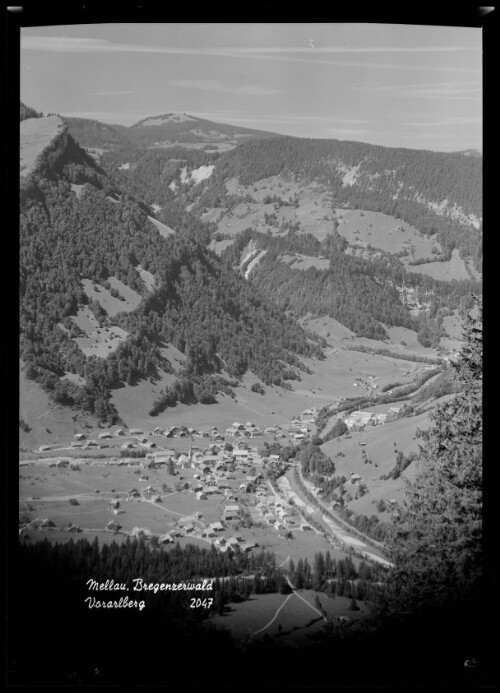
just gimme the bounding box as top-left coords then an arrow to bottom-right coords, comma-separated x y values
20,113 -> 324,424
221,228 -> 479,345
198,136 -> 482,268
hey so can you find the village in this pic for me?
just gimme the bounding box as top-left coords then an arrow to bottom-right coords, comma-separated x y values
19,409 -> 330,554
20,382 -> 432,577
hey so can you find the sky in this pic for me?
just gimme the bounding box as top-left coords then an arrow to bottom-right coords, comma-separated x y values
20,23 -> 482,152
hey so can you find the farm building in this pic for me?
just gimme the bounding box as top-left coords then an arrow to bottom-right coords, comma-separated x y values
66,524 -> 81,533
210,522 -> 224,532
222,505 -> 240,520
240,542 -> 257,552
131,527 -> 152,538
129,428 -> 143,435
158,533 -> 174,544
234,449 -> 249,459
345,411 -> 373,429
29,517 -> 56,529
114,429 -> 126,436
38,445 -> 51,452
74,433 -> 86,440
98,431 -> 113,439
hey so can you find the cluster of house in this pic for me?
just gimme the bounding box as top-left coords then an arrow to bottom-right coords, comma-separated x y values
287,407 -> 317,440
255,491 -> 299,532
65,421 -> 283,452
351,373 -> 378,390
344,407 -> 401,431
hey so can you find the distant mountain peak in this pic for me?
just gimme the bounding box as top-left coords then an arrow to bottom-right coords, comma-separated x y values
454,148 -> 482,158
133,113 -> 198,127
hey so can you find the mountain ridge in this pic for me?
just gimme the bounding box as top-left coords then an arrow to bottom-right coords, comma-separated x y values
19,112 -> 325,424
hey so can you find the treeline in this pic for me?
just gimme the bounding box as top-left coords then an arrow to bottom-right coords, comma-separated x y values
411,367 -> 461,403
380,450 -> 417,481
298,443 -> 336,477
293,465 -> 389,547
20,101 -> 44,121
148,375 -> 236,415
346,344 -> 442,364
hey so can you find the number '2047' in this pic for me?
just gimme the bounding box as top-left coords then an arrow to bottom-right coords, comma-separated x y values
190,597 -> 213,609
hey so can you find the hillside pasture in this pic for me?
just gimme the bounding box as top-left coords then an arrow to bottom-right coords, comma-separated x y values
110,368 -> 178,421
404,248 -> 471,281
71,306 -> 100,334
136,264 -> 156,291
19,366 -> 98,449
209,238 -> 236,255
333,208 -> 439,260
81,278 -> 141,317
74,324 -> 129,358
70,183 -> 86,199
210,175 -> 334,240
147,215 -> 176,238
280,254 -> 330,271
321,410 -> 430,517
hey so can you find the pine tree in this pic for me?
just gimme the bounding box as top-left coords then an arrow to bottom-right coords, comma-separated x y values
385,297 -> 482,613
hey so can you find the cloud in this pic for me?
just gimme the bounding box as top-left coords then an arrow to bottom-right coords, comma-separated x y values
21,35 -> 481,72
88,90 -> 135,96
21,35 -> 479,55
409,115 -> 482,127
170,79 -> 281,96
352,81 -> 482,100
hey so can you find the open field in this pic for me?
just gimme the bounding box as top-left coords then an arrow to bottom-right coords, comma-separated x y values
74,325 -> 129,358
321,409 -> 433,517
210,591 -> 369,644
82,278 -> 141,316
334,207 -> 439,260
404,248 -> 472,281
19,366 -> 97,450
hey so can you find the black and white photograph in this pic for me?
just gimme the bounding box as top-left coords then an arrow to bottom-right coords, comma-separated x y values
8,8 -> 491,689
